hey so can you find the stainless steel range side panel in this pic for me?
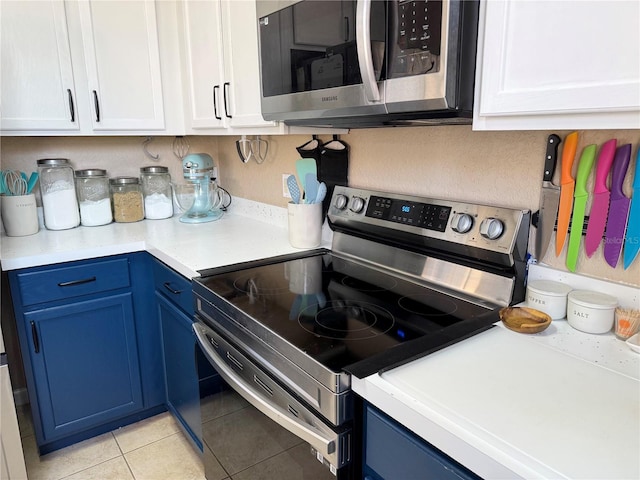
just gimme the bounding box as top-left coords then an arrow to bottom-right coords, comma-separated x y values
194,286 -> 352,426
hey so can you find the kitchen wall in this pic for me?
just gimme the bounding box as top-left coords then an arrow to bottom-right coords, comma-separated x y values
1,127 -> 639,288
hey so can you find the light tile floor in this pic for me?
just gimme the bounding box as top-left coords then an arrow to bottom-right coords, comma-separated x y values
16,389 -> 335,480
17,405 -> 206,480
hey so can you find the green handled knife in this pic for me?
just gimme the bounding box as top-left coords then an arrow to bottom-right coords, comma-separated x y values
566,144 -> 597,272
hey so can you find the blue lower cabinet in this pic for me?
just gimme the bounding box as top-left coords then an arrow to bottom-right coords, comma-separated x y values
363,404 -> 481,480
157,292 -> 203,449
153,259 -> 219,452
9,253 -> 164,454
26,293 -> 143,441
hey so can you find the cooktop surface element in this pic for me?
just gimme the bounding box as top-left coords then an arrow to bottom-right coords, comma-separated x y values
195,186 -> 530,385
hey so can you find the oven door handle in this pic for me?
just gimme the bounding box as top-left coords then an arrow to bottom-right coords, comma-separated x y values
193,323 -> 339,461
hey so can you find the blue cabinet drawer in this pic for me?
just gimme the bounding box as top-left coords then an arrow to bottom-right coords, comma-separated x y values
15,258 -> 131,307
153,260 -> 193,315
364,405 -> 480,480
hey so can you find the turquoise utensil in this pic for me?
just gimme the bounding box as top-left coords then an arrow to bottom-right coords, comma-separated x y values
295,158 -> 317,201
27,172 -> 39,193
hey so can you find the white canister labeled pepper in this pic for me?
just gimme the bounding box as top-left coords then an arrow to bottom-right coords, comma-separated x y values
567,290 -> 618,334
110,177 -> 144,223
526,280 -> 573,320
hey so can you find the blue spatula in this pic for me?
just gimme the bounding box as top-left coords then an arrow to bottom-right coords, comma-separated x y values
287,175 -> 301,204
304,173 -> 319,204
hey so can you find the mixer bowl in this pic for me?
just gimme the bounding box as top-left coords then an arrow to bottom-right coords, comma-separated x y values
173,181 -> 222,213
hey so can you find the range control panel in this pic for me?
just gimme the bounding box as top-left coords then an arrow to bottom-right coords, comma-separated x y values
328,186 -> 530,255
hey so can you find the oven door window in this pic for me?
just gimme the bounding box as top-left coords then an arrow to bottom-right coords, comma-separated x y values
259,0 -> 386,97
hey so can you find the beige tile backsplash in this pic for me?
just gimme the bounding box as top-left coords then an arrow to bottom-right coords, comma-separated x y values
1,127 -> 639,287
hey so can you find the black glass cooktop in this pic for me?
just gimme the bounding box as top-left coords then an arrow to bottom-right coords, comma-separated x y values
196,251 -> 500,378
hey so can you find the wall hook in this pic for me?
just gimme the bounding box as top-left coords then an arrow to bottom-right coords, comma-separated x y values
142,136 -> 159,161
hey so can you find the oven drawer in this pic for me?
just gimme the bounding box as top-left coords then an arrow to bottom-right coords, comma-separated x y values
193,321 -> 352,473
14,257 -> 130,307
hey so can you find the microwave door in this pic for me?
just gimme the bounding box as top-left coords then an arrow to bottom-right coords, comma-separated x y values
258,0 -> 386,123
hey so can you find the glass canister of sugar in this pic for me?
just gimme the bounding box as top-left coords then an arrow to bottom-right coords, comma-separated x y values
37,158 -> 80,230
76,169 -> 112,226
110,177 -> 144,223
140,166 -> 173,219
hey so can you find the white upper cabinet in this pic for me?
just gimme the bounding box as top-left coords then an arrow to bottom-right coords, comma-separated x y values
77,0 -> 165,131
179,0 -> 280,133
179,0 -> 226,131
1,0 -> 180,136
473,0 -> 640,130
0,1 -> 80,132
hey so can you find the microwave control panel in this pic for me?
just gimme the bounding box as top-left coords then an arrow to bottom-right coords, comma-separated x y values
390,0 -> 443,77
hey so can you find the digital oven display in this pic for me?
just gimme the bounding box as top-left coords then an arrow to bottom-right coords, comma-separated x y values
366,196 -> 451,232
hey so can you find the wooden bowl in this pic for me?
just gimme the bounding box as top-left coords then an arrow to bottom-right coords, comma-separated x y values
499,306 -> 552,334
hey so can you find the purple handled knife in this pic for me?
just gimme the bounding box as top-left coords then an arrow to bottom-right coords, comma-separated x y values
603,144 -> 632,268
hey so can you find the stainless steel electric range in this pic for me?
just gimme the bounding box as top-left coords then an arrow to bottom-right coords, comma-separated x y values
193,186 -> 530,478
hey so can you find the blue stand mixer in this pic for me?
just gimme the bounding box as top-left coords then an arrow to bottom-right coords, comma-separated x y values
179,153 -> 223,224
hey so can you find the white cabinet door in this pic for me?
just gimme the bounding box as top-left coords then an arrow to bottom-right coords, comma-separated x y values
0,1 -> 80,132
180,0 -> 226,130
180,0 -> 280,133
473,0 -> 640,130
77,0 -> 165,131
220,0 -> 277,129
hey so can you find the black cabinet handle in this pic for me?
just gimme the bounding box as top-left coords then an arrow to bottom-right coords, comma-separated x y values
213,85 -> 221,120
67,89 -> 75,122
31,321 -> 40,354
93,90 -> 100,122
163,282 -> 183,295
223,82 -> 232,118
58,276 -> 97,287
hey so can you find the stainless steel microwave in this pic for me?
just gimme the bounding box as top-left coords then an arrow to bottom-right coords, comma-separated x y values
256,0 -> 479,127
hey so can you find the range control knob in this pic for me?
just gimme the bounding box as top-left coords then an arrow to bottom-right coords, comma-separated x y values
451,213 -> 474,233
334,194 -> 348,210
480,218 -> 505,240
349,196 -> 366,213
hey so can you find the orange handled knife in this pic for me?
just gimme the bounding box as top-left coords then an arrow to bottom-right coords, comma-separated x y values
555,132 -> 579,256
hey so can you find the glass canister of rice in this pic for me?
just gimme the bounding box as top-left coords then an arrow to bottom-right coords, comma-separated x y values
110,177 -> 144,223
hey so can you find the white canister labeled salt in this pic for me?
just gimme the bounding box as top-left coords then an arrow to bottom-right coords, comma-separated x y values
526,280 -> 573,320
567,290 -> 618,334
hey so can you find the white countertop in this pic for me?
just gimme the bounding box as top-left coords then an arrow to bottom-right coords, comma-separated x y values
3,208 -> 639,479
0,198 -> 328,277
353,265 -> 640,480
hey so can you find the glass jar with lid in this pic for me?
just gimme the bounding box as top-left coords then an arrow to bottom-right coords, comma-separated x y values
37,158 -> 80,230
76,169 -> 112,226
140,166 -> 173,219
110,177 -> 144,223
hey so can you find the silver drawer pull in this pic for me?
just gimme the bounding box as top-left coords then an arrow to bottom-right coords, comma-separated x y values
253,375 -> 273,397
58,276 -> 96,287
226,351 -> 243,371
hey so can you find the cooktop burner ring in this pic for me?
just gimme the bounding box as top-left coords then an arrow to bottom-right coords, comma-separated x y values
397,294 -> 459,316
297,300 -> 396,340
